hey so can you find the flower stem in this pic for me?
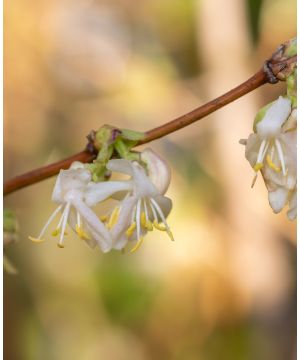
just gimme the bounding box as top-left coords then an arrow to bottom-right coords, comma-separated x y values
3,45 -> 296,196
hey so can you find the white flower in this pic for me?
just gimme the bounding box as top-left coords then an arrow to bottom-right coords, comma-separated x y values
29,161 -> 112,252
85,149 -> 173,252
241,96 -> 297,219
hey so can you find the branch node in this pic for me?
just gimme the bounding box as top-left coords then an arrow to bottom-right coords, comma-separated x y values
263,61 -> 279,84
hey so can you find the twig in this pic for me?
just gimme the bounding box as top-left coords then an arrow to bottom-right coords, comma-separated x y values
3,52 -> 296,196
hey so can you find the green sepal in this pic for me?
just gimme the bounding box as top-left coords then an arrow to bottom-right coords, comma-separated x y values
286,70 -> 297,107
86,162 -> 111,182
90,125 -> 144,181
120,129 -> 145,141
114,138 -> 141,161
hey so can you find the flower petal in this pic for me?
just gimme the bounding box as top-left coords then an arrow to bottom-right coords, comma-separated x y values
141,148 -> 171,195
85,181 -> 133,206
107,159 -> 135,175
71,196 -> 112,252
268,187 -> 289,214
256,96 -> 291,138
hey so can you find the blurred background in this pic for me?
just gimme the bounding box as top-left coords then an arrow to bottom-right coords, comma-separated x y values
4,0 -> 296,359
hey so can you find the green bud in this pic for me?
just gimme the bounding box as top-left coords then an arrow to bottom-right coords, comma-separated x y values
283,37 -> 297,57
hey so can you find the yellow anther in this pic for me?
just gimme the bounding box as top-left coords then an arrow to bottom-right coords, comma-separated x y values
100,215 -> 108,222
140,212 -> 146,228
107,207 -> 120,229
75,225 -> 91,241
153,220 -> 167,231
153,221 -> 174,241
266,155 -> 281,172
51,229 -> 68,237
130,237 -> 144,253
28,236 -> 44,244
126,222 -> 136,237
146,221 -> 153,231
57,243 -> 65,248
253,163 -> 264,172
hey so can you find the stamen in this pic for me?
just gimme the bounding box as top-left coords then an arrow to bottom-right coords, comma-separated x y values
107,207 -> 120,229
34,204 -> 63,241
140,212 -> 146,228
261,139 -> 270,162
251,173 -> 258,188
254,140 -> 270,172
136,199 -> 142,242
28,236 -> 45,244
100,215 -> 108,222
149,202 -> 159,223
150,199 -> 174,241
77,211 -> 81,228
256,139 -> 266,164
126,222 -> 136,237
275,139 -> 287,176
253,163 -> 263,172
58,202 -> 71,248
75,224 -> 91,241
266,155 -> 281,172
130,237 -> 144,253
270,145 -> 275,161
153,220 -> 167,231
52,207 -> 67,236
143,199 -> 153,231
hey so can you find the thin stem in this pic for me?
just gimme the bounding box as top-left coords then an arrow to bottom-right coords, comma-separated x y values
3,54 -> 296,196
140,69 -> 266,144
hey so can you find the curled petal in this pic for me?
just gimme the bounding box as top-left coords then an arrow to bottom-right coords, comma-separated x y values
256,96 -> 291,138
71,196 -> 112,252
141,148 -> 171,195
268,187 -> 289,214
85,181 -> 133,207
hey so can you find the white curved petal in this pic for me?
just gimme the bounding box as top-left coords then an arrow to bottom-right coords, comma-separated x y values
52,167 -> 92,203
268,187 -> 289,214
111,197 -> 137,245
70,161 -> 86,170
68,208 -> 97,249
244,134 -> 261,167
107,159 -> 135,175
131,162 -> 159,198
52,170 -> 63,203
85,181 -> 133,206
71,196 -> 112,252
141,148 -> 171,195
153,195 -> 172,220
287,190 -> 297,220
256,96 -> 291,138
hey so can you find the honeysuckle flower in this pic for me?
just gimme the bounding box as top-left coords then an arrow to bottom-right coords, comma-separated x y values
241,96 -> 297,219
29,161 -> 112,252
85,149 -> 173,252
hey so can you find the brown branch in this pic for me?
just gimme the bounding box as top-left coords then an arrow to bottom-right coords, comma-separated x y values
3,52 -> 296,196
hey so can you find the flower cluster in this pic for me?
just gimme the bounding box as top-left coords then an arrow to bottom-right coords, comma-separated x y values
29,149 -> 173,252
240,96 -> 297,220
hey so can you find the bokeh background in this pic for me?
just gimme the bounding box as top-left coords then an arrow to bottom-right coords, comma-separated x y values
4,0 -> 296,359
